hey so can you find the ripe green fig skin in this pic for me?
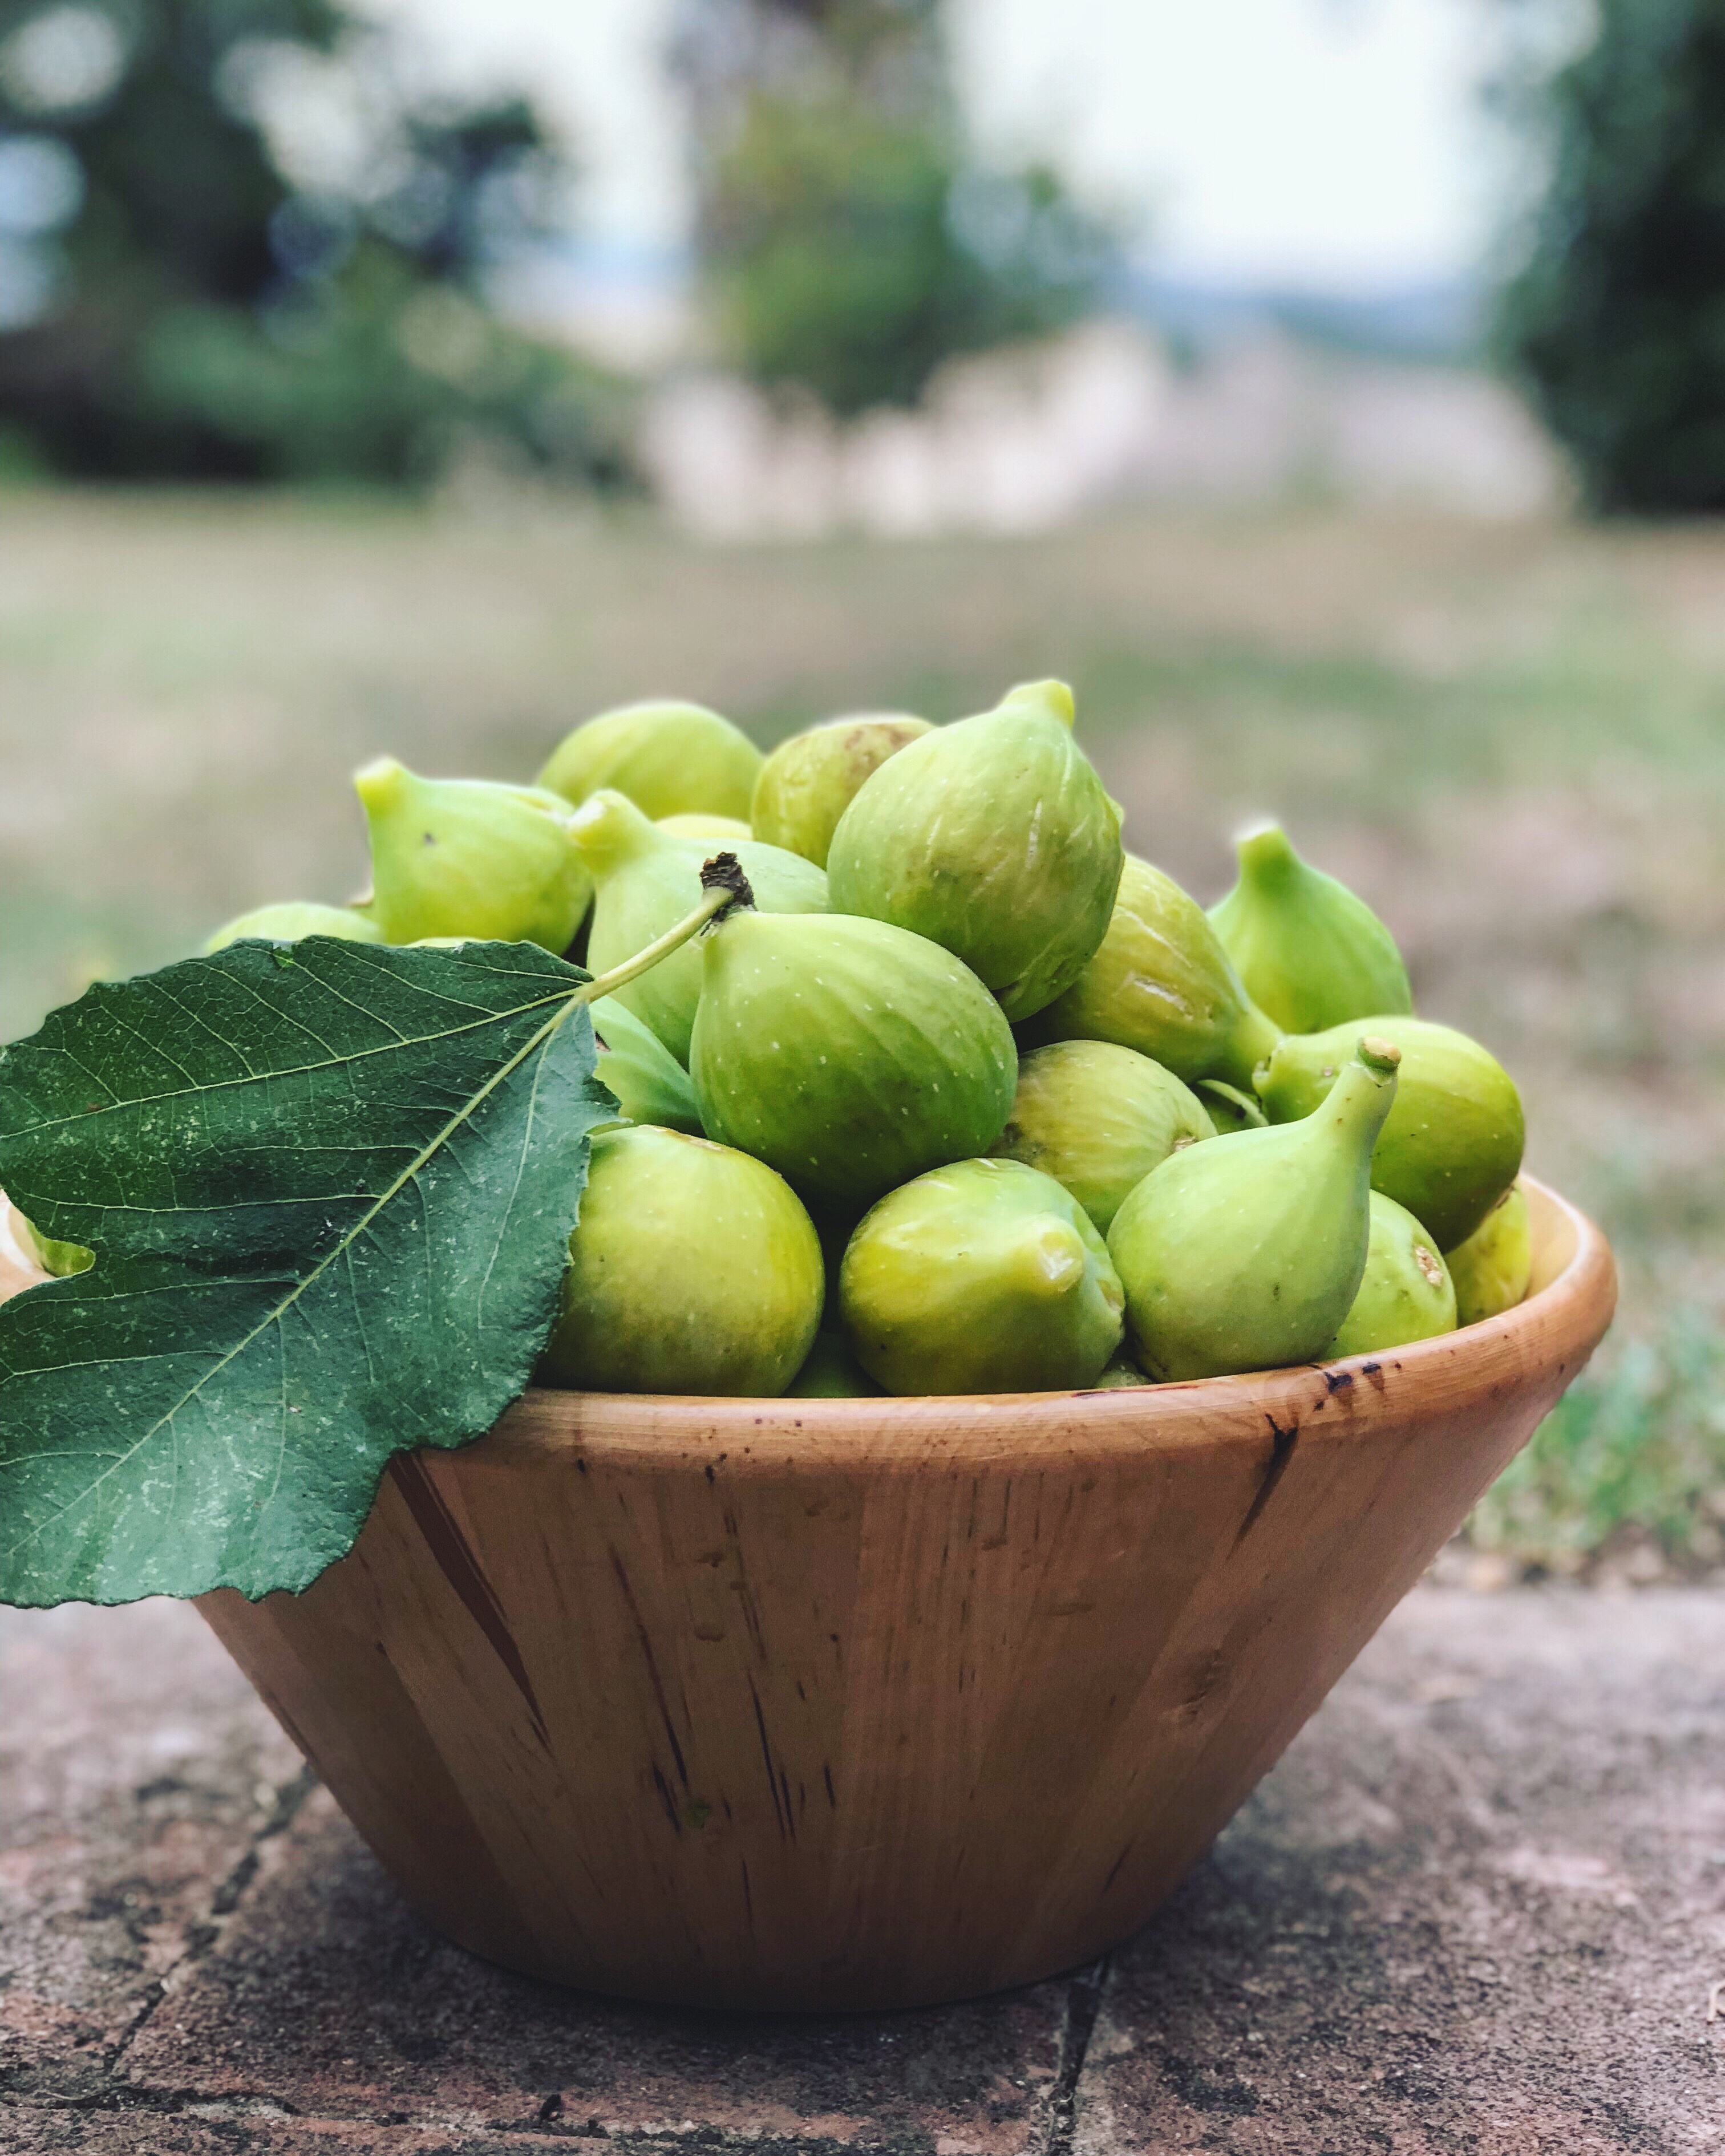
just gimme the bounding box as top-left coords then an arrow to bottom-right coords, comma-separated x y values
1194,1080 -> 1268,1134
537,700 -> 763,821
657,812 -> 753,841
1021,855 -> 1282,1089
1108,1039 -> 1401,1383
574,790 -> 828,1064
826,679 -> 1124,1022
786,1330 -> 882,1397
691,910 -> 1019,1214
1209,822 -> 1412,1035
588,995 -> 703,1136
840,1158 -> 1124,1396
203,903 -> 384,955
992,1039 -> 1214,1235
1255,1015 -> 1524,1253
751,714 -> 933,869
540,1125 -> 823,1397
1089,1354 -> 1155,1389
354,758 -> 592,953
1445,1184 -> 1533,1327
1327,1192 -> 1456,1360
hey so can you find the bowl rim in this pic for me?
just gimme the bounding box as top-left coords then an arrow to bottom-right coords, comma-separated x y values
483,1174 -> 1617,1474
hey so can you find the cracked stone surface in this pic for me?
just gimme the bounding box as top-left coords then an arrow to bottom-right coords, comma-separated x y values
3,1589 -> 1722,2154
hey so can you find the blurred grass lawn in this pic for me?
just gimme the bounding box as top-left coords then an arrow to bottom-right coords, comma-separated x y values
2,489 -> 1722,1579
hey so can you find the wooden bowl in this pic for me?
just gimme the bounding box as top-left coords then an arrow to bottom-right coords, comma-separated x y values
188,1180 -> 1610,2011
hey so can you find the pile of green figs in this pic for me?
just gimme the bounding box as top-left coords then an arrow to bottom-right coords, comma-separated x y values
191,686 -> 1536,1399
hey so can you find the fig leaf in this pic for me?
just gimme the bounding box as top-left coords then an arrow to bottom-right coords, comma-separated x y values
0,938 -> 612,1608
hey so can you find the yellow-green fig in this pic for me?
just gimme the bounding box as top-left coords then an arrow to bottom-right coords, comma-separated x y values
354,757 -> 592,953
1254,1015 -> 1523,1252
1091,1354 -> 1154,1389
1108,1037 -> 1401,1382
573,791 -> 827,1063
1194,1080 -> 1268,1135
751,712 -> 933,869
840,1158 -> 1124,1395
786,1330 -> 882,1397
588,995 -> 703,1136
203,902 -> 384,955
540,1125 -> 822,1396
690,910 -> 1018,1213
537,699 -> 763,821
1022,855 -> 1282,1089
991,1039 -> 1214,1235
1445,1183 -> 1533,1327
1327,1192 -> 1456,1359
1208,821 -> 1412,1035
826,680 -> 1123,1021
657,812 -> 754,841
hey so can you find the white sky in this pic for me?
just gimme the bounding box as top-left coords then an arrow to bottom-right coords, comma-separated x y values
376,0 -> 1503,289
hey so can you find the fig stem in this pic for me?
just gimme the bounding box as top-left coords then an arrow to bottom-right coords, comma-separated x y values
574,865 -> 751,1007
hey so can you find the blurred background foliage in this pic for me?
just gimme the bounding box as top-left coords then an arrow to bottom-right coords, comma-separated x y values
0,0 -> 631,482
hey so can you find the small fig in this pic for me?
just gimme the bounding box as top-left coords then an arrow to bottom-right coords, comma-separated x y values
354,757 -> 592,952
992,1039 -> 1214,1235
657,812 -> 753,841
1445,1184 -> 1533,1327
203,902 -> 384,955
1327,1192 -> 1456,1359
786,1330 -> 882,1397
840,1158 -> 1124,1395
690,910 -> 1018,1213
540,1125 -> 823,1396
1108,1036 -> 1401,1381
537,699 -> 762,821
1022,855 -> 1282,1089
751,713 -> 933,869
1194,1080 -> 1267,1134
588,995 -> 703,1136
1254,1015 -> 1523,1252
1090,1354 -> 1154,1389
573,790 -> 827,1063
827,680 -> 1124,1020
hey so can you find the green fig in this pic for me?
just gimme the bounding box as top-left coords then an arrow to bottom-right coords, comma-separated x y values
1194,1080 -> 1268,1134
573,791 -> 828,1064
588,995 -> 703,1136
751,713 -> 933,869
991,1040 -> 1214,1235
203,902 -> 384,955
826,680 -> 1123,1021
1254,1015 -> 1523,1252
1208,822 -> 1412,1034
1446,1184 -> 1533,1327
786,1330 -> 882,1397
11,1209 -> 94,1278
1108,1036 -> 1401,1382
1022,855 -> 1282,1089
1090,1354 -> 1155,1389
540,1125 -> 823,1396
1327,1192 -> 1456,1359
354,757 -> 592,953
840,1158 -> 1124,1395
537,699 -> 763,821
657,812 -> 754,841
690,910 -> 1018,1213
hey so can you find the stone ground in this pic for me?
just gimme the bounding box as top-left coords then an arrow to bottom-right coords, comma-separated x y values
2,1589 -> 1721,2156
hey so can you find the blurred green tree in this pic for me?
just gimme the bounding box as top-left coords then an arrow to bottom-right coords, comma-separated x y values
673,0 -> 1116,418
0,0 -> 630,483
1497,0 -> 1725,512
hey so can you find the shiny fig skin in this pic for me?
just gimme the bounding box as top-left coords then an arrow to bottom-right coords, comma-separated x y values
1021,854 -> 1282,1089
839,1158 -> 1124,1396
826,680 -> 1123,1022
690,910 -> 1018,1214
751,713 -> 932,869
354,757 -> 592,952
1209,822 -> 1412,1035
1445,1184 -> 1533,1327
537,700 -> 763,821
540,1125 -> 823,1397
1108,1038 -> 1401,1382
588,995 -> 703,1136
992,1039 -> 1214,1235
203,902 -> 384,955
1327,1191 -> 1456,1359
574,790 -> 828,1064
1254,1015 -> 1524,1253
